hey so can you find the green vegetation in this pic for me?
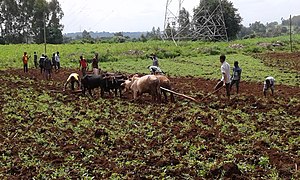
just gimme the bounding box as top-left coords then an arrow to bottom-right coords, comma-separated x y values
0,69 -> 299,179
0,36 -> 299,178
1,35 -> 299,86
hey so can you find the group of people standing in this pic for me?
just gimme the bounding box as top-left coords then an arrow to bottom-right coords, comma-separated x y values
216,54 -> 275,99
22,51 -> 60,80
79,52 -> 100,76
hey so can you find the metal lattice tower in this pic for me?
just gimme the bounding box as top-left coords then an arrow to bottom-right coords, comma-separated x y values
163,0 -> 228,42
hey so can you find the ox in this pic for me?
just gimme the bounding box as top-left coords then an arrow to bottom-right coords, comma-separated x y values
122,75 -> 161,102
81,74 -> 126,98
155,75 -> 175,102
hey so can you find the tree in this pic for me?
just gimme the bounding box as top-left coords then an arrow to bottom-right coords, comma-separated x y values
221,0 -> 242,40
193,0 -> 242,40
140,34 -> 147,42
238,25 -> 253,39
265,22 -> 281,37
47,0 -> 64,44
82,30 -> 92,40
32,0 -> 49,44
47,26 -> 63,44
19,0 -> 35,43
282,15 -> 300,26
0,0 -> 64,44
156,27 -> 161,39
0,0 -> 21,43
164,23 -> 174,39
249,21 -> 266,37
113,32 -> 126,43
178,7 -> 190,37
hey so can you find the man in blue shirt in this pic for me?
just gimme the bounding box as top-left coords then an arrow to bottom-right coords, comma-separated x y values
230,61 -> 242,94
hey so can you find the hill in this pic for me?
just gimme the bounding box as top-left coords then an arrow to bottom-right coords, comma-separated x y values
64,31 -> 147,39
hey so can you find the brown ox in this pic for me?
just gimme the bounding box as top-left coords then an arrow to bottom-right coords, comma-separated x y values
122,75 -> 161,102
155,75 -> 175,102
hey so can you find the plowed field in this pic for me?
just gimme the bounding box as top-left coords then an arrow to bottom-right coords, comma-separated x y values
0,53 -> 299,179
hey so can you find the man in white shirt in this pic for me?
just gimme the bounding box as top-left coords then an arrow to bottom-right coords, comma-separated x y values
263,76 -> 275,97
55,51 -> 60,70
148,65 -> 164,75
214,54 -> 231,99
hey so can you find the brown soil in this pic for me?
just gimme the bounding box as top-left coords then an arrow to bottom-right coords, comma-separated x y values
0,52 -> 299,179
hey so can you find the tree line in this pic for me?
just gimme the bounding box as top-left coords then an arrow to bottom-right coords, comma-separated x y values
0,0 -> 64,44
1,0 -> 299,44
239,15 -> 300,39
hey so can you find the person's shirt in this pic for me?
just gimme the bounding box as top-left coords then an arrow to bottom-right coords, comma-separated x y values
92,57 -> 99,69
52,55 -> 56,62
55,53 -> 60,62
67,73 -> 80,82
152,57 -> 159,66
149,66 -> 162,73
79,58 -> 88,68
221,61 -> 230,83
264,76 -> 275,87
232,66 -> 242,80
43,58 -> 52,70
23,55 -> 28,64
64,73 -> 80,90
34,54 -> 37,62
39,56 -> 45,66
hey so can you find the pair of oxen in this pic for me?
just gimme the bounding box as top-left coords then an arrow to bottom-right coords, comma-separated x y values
81,73 -> 174,103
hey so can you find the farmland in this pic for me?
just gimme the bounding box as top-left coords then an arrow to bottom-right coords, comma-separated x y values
0,37 -> 300,179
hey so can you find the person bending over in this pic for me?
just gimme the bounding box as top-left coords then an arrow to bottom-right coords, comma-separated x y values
63,73 -> 81,91
263,76 -> 275,97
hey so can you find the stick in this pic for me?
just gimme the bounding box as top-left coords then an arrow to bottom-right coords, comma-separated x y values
160,87 -> 199,103
200,85 -> 224,100
50,89 -> 82,93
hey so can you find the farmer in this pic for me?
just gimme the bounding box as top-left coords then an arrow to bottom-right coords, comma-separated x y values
39,54 -> 45,74
230,61 -> 242,94
55,51 -> 60,71
150,53 -> 159,67
63,73 -> 81,91
22,52 -> 30,73
52,53 -> 57,70
33,52 -> 38,68
92,53 -> 99,75
79,55 -> 88,76
43,55 -> 52,80
148,65 -> 164,75
214,54 -> 231,99
263,76 -> 275,97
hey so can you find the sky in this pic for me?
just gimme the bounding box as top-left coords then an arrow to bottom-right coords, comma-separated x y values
59,0 -> 300,33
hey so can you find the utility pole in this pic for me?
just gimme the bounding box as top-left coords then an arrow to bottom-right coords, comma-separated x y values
290,15 -> 293,52
44,12 -> 47,55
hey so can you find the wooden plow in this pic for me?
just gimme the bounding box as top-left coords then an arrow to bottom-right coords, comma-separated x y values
160,84 -> 224,104
50,89 -> 82,94
160,87 -> 199,103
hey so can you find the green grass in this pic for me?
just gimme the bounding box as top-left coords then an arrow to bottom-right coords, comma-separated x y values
1,35 -> 299,86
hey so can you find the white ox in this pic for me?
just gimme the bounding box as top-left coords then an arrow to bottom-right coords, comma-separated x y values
122,75 -> 161,102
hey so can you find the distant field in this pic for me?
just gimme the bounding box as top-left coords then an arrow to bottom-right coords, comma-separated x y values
0,35 -> 299,86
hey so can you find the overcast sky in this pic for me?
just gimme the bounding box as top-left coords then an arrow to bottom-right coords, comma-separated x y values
59,0 -> 300,33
